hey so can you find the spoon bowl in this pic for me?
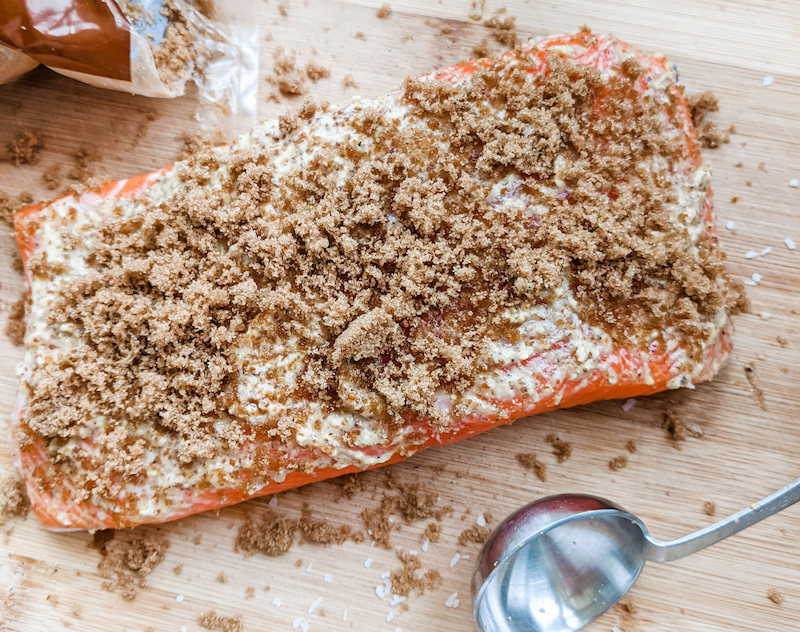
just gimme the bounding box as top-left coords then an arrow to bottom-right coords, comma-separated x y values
472,494 -> 647,632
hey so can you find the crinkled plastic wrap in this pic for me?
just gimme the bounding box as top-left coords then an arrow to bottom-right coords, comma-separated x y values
0,0 -> 258,137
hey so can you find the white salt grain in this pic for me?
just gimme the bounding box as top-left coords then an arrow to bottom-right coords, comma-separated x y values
387,612 -> 395,622
745,250 -> 759,259
477,514 -> 487,527
761,246 -> 772,256
306,563 -> 312,573
744,280 -> 756,286
176,595 -> 184,603
364,558 -> 373,568
292,620 -> 310,632
376,585 -> 387,599
180,627 -> 187,632
622,398 -> 636,412
752,272 -> 762,283
726,221 -> 735,230
268,495 -> 278,508
390,595 -> 407,606
786,238 -> 796,250
308,597 -> 323,614
342,607 -> 347,622
323,574 -> 332,583
272,598 -> 281,607
445,592 -> 460,608
789,179 -> 799,188
763,76 -> 774,86
421,538 -> 430,552
449,552 -> 461,568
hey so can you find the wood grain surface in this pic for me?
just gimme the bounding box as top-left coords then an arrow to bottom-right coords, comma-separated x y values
1,1 -> 799,631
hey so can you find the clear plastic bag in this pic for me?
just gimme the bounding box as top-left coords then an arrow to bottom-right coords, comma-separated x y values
0,0 -> 258,138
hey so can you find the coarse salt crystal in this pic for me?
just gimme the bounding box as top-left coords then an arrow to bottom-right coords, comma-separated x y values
745,250 -> 759,259
176,595 -> 184,603
449,553 -> 461,568
761,247 -> 772,256
421,538 -> 430,552
760,312 -> 773,320
376,585 -> 387,599
462,554 -> 470,560
381,571 -> 390,579
308,597 -> 322,614
622,398 -> 636,412
445,592 -> 460,608
268,495 -> 278,508
726,221 -> 735,230
790,179 -> 799,188
387,612 -> 395,622
272,598 -> 281,607
395,628 -> 402,632
786,238 -> 796,250
744,280 -> 756,286
323,574 -> 332,583
763,76 -> 774,86
390,595 -> 407,606
612,627 -> 623,632
476,514 -> 487,527
306,563 -> 312,573
342,607 -> 347,622
364,558 -> 373,568
292,620 -> 310,632
752,272 -> 762,283
180,627 -> 187,632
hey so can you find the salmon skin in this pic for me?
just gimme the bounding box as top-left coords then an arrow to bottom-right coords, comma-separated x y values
13,31 -> 739,530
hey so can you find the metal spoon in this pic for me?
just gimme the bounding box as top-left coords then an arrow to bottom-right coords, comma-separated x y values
472,478 -> 800,632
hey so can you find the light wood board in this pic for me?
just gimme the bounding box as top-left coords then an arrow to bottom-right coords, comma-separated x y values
1,1 -> 799,631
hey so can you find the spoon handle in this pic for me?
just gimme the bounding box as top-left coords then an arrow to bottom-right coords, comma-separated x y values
645,477 -> 800,562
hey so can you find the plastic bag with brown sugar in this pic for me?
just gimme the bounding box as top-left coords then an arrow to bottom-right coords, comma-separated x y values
0,0 -> 258,137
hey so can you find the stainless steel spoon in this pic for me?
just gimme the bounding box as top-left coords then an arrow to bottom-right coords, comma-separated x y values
472,478 -> 800,632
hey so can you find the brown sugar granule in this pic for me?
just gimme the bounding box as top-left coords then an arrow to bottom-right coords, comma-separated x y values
758,161 -> 766,172
269,48 -> 305,96
703,501 -> 716,516
151,3 -> 196,86
68,146 -> 99,182
608,455 -> 628,471
662,409 -> 703,447
199,610 -> 243,632
423,521 -> 441,543
5,296 -> 26,346
777,336 -> 788,347
546,435 -> 572,463
389,550 -> 442,597
362,480 -> 449,546
731,196 -> 738,203
473,38 -> 492,58
458,525 -> 491,546
687,91 -> 730,148
278,0 -> 289,16
766,588 -> 784,605
235,510 -> 297,556
622,600 -> 637,614
377,3 -> 392,18
625,439 -> 637,453
0,190 -> 13,226
298,505 -> 362,545
245,586 -> 255,599
343,74 -> 358,88
97,534 -> 169,600
354,31 -> 366,40
335,473 -> 367,499
484,13 -> 517,47
178,132 -> 215,160
216,571 -> 228,583
41,165 -> 62,191
0,473 -> 28,523
6,131 -> 44,165
743,364 -> 767,410
173,564 -> 183,575
469,0 -> 486,20
305,61 -> 330,82
516,453 -> 547,482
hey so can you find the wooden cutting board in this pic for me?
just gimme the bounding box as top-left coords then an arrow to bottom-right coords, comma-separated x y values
1,1 -> 798,631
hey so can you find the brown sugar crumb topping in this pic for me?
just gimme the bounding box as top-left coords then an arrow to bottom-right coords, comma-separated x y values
97,533 -> 169,600
389,550 -> 442,597
5,131 -> 44,166
199,610 -> 244,632
21,38 -> 743,505
516,453 -> 547,482
484,13 -> 518,47
0,473 -> 29,523
4,296 -> 26,346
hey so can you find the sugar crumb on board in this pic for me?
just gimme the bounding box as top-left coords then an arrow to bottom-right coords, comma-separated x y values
5,131 -> 44,165
515,453 -> 547,482
423,521 -> 441,543
766,588 -> 784,605
468,0 -> 487,20
608,455 -> 628,471
0,473 -> 29,523
334,473 -> 367,499
343,73 -> 359,89
662,408 -> 702,448
703,501 -> 716,516
268,47 -> 306,97
625,439 -> 638,453
458,525 -> 491,546
687,92 -> 730,148
546,434 -> 572,462
96,532 -> 169,600
390,550 -> 442,597
377,3 -> 392,18
484,11 -> 518,47
41,165 -> 62,191
199,610 -> 243,632
5,296 -> 26,346
305,61 -> 330,82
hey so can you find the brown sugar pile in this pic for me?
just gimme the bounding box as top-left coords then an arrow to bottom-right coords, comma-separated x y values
199,610 -> 243,632
377,4 -> 392,18
766,588 -> 784,605
5,296 -> 26,346
423,521 -> 441,543
0,474 -> 29,523
516,453 -> 547,482
268,48 -> 306,96
687,92 -> 730,149
662,409 -> 702,447
19,36 -> 745,508
703,501 -> 716,516
5,131 -> 44,165
546,435 -> 572,463
458,525 -> 491,546
608,455 -> 628,471
305,61 -> 330,82
335,473 -> 367,499
390,550 -> 442,597
484,12 -> 518,47
97,533 -> 169,600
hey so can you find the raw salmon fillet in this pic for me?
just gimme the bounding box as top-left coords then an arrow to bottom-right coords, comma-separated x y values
12,31 -> 743,530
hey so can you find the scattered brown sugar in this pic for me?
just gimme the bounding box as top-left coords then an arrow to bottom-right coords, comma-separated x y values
362,481 -> 449,547
97,534 -> 169,600
389,550 -> 442,597
777,336 -> 788,347
484,12 -> 518,47
622,600 -> 637,614
172,564 -> 183,575
731,196 -> 738,203
473,38 -> 492,58
68,146 -> 99,182
5,131 -> 44,165
41,165 -> 62,191
703,501 -> 716,516
245,586 -> 255,599
0,473 -> 28,523
687,91 -> 730,148
18,36 -> 745,509
469,0 -> 487,20
423,521 -> 441,543
662,408 -> 703,448
608,455 -> 628,471
458,525 -> 491,546
235,510 -> 298,556
335,473 -> 367,499
516,453 -> 547,482
343,74 -> 359,89
299,504 -> 363,545
354,31 -> 366,40
178,132 -> 215,160
151,3 -> 196,86
268,47 -> 306,96
199,610 -> 243,632
766,588 -> 784,605
216,571 -> 228,583
743,364 -> 767,410
546,435 -> 572,463
0,190 -> 13,226
305,61 -> 330,82
758,161 -> 766,172
278,0 -> 289,16
625,439 -> 637,453
377,3 -> 392,18
5,296 -> 26,346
